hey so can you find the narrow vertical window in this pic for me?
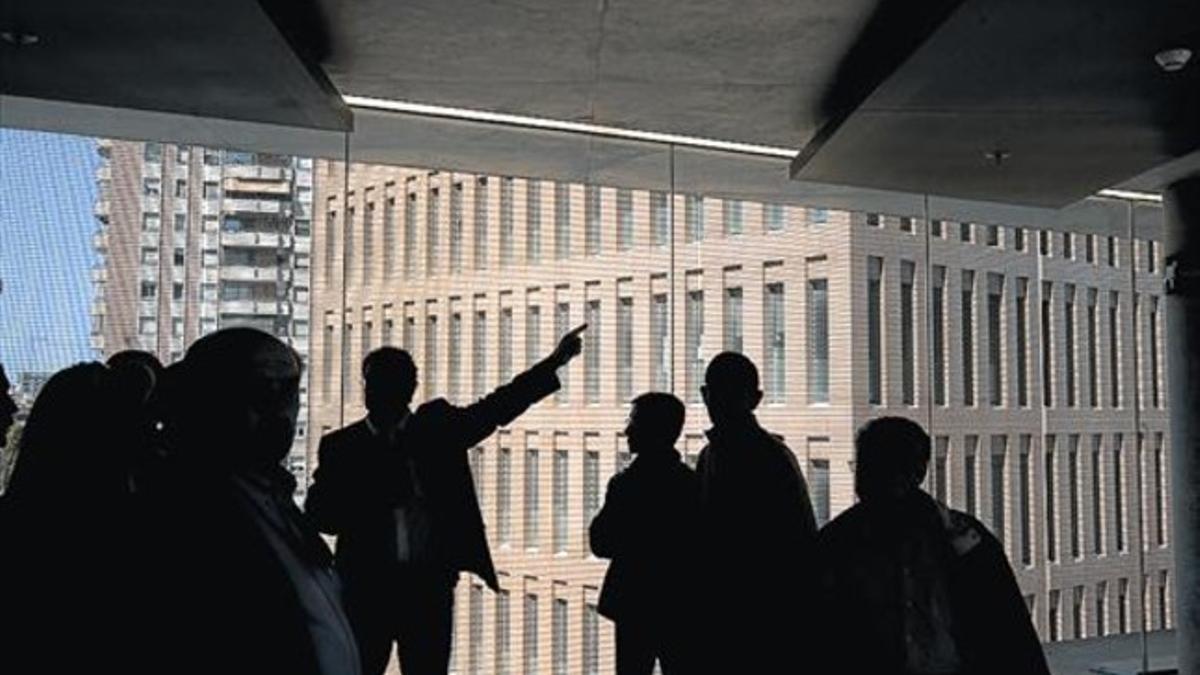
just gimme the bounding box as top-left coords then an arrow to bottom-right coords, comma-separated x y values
1042,282 -> 1054,406
585,300 -> 601,404
685,195 -> 705,242
1016,278 -> 1029,407
450,182 -> 463,272
1091,435 -> 1105,555
526,180 -> 542,263
807,278 -> 829,404
965,435 -> 978,516
500,177 -> 514,267
901,261 -> 917,405
1064,284 -> 1077,407
652,293 -> 670,391
499,308 -> 513,383
448,312 -> 462,403
1087,289 -> 1099,407
497,448 -> 512,545
723,199 -> 743,235
404,192 -> 417,278
809,459 -> 831,526
1068,435 -> 1081,558
474,177 -> 489,270
987,273 -> 1004,407
685,290 -> 705,403
962,270 -> 976,406
554,182 -> 570,259
473,310 -> 487,399
426,186 -> 440,276
524,449 -> 540,548
990,435 -> 1007,546
554,302 -> 570,403
1114,434 -> 1126,552
1019,435 -> 1033,566
764,282 -> 786,404
1046,435 -> 1058,562
617,297 -> 633,401
616,189 -> 633,251
867,257 -> 884,405
651,191 -> 669,247
584,185 -> 600,256
932,266 -> 947,406
723,287 -> 743,353
553,451 -> 568,553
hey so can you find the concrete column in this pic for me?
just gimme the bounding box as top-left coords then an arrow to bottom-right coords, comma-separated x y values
1165,175 -> 1200,675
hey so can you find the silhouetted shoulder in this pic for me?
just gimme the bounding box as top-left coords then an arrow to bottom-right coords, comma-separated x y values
815,501 -> 867,546
940,505 -> 987,556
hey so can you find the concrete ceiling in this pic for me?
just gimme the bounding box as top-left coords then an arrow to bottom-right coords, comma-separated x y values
321,0 -> 879,150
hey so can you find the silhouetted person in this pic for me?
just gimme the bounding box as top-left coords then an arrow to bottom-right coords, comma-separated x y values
1,362 -> 138,672
106,350 -> 166,494
306,324 -> 587,675
148,328 -> 360,675
0,363 -> 17,449
694,352 -> 817,670
813,417 -> 1050,675
591,392 -> 699,675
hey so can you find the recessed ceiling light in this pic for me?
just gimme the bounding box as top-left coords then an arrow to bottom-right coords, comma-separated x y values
0,31 -> 39,47
1154,47 -> 1192,73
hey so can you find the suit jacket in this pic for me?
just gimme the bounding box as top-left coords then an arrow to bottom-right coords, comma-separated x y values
306,359 -> 560,590
590,449 -> 700,625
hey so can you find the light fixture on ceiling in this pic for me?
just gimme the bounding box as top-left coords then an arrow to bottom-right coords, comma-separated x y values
1154,47 -> 1192,72
984,148 -> 1011,166
0,31 -> 40,47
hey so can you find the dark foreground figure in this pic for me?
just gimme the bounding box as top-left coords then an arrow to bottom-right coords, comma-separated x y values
813,417 -> 1050,675
306,325 -> 585,675
591,392 -> 701,674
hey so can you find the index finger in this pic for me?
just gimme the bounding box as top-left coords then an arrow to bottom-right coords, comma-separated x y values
565,323 -> 589,338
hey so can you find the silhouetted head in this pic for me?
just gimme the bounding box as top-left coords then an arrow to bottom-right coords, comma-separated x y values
362,347 -> 418,422
107,350 -> 164,408
854,417 -> 931,502
701,352 -> 762,427
173,328 -> 301,470
0,363 -> 17,448
625,392 -> 685,455
5,363 -> 120,501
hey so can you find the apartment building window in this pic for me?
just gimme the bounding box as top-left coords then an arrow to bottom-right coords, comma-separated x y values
469,584 -> 483,675
140,281 -> 157,299
931,218 -> 944,237
382,196 -> 396,279
173,213 -> 186,233
496,591 -> 511,675
986,224 -> 1000,246
1108,235 -> 1119,266
552,599 -> 568,675
450,182 -> 464,272
1086,234 -> 1097,263
403,315 -> 415,352
961,270 -> 976,406
473,310 -> 487,400
617,189 -> 633,251
764,282 -> 786,404
171,283 -> 183,301
723,199 -> 743,235
402,193 -> 417,278
449,312 -> 462,403
554,302 -> 570,404
554,181 -> 570,260
500,177 -> 514,266
497,448 -> 512,545
1149,296 -> 1161,408
1019,436 -> 1033,566
1091,435 -> 1104,555
1096,582 -> 1108,637
723,287 -> 743,353
525,449 -> 540,549
426,186 -> 440,276
144,143 -> 162,162
474,177 -> 489,270
934,437 -> 950,504
1083,289 -> 1098,407
499,308 -> 513,383
965,435 -> 978,516
810,459 -> 831,526
585,185 -> 601,256
685,195 -> 705,242
933,266 -> 947,406
1118,579 -> 1129,633
807,279 -> 830,404
809,207 -> 828,226
960,221 -> 972,243
1064,284 -> 1077,407
867,257 -> 884,405
617,297 -> 633,402
1045,436 -> 1058,562
322,324 -> 333,397
979,274 -> 1001,408
1040,230 -> 1051,256
143,213 -> 160,231
1016,278 -> 1030,406
139,317 -> 157,336
1062,232 -> 1074,259
553,450 -> 568,554
343,323 -> 354,404
900,216 -> 915,233
1014,227 -> 1026,252
1072,586 -> 1085,639
141,247 -> 159,265
685,290 -> 705,404
901,261 -> 917,405
523,594 -> 539,673
583,604 -> 600,675
651,191 -> 669,247
652,293 -> 670,391
527,180 -> 542,263
585,300 -> 601,404
1154,433 -> 1166,546
583,450 -> 600,542
1114,434 -> 1126,552
1148,240 -> 1159,273
990,436 -> 1007,546
424,316 -> 438,400
1042,282 -> 1054,406
866,213 -> 881,228
526,304 -> 541,369
765,203 -> 785,232
1049,590 -> 1062,641
1068,435 -> 1081,558
383,318 -> 394,346
362,200 -> 375,286
1158,571 -> 1169,629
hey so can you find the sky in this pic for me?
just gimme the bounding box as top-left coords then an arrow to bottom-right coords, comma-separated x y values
0,129 -> 100,378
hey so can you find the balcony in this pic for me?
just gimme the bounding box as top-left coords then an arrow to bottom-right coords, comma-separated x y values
224,165 -> 292,181
142,196 -> 161,213
94,199 -> 110,218
202,165 -> 222,182
92,231 -> 108,251
201,199 -> 221,216
224,197 -> 291,215
143,162 -> 161,179
219,265 -> 282,282
91,266 -> 107,282
219,299 -> 284,315
222,231 -> 291,248
96,164 -> 111,182
293,236 -> 311,253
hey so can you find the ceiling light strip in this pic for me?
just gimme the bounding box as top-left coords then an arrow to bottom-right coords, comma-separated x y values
1096,188 -> 1163,203
343,94 -> 799,159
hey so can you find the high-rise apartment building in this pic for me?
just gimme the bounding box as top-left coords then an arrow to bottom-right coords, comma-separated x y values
91,140 -> 314,490
310,162 -> 1172,672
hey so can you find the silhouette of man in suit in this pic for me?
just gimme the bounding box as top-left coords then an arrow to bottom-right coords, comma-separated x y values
694,352 -> 817,670
813,417 -> 1050,675
306,324 -> 587,675
590,392 -> 700,674
150,328 -> 360,675
0,363 -> 17,449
